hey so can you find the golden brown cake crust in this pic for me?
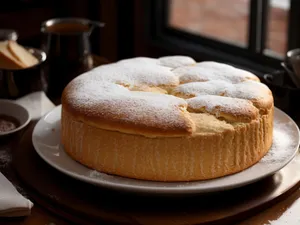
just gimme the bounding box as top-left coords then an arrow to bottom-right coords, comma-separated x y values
61,106 -> 273,181
61,56 -> 274,181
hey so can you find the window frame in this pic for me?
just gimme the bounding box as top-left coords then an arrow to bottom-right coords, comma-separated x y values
145,0 -> 300,76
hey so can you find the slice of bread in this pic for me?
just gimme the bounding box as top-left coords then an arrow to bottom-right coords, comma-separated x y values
0,41 -> 25,69
8,40 -> 38,68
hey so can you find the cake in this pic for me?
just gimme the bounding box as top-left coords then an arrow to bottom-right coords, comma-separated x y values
61,56 -> 274,182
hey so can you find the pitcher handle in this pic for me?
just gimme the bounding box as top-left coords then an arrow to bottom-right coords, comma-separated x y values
89,21 -> 105,28
87,20 -> 105,36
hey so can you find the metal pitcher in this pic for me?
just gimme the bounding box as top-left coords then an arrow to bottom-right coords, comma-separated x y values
40,17 -> 104,98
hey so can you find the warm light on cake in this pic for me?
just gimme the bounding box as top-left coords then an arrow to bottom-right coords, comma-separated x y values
60,56 -> 274,182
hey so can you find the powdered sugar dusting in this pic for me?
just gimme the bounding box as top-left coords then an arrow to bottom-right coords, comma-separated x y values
261,121 -> 298,164
173,61 -> 258,84
117,55 -> 196,69
0,149 -> 12,168
78,62 -> 178,88
226,80 -> 272,102
117,57 -> 159,66
158,55 -> 196,68
172,80 -> 270,108
196,61 -> 259,81
172,80 -> 234,97
98,91 -> 188,130
187,95 -> 256,120
88,170 -> 113,179
65,79 -> 128,109
65,57 -> 269,134
66,75 -> 190,133
196,61 -> 235,69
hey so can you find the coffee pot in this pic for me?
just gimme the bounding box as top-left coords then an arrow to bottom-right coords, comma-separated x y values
40,17 -> 104,98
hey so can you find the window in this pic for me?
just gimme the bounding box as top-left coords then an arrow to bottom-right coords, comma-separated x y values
169,0 -> 250,47
266,0 -> 290,56
147,0 -> 300,75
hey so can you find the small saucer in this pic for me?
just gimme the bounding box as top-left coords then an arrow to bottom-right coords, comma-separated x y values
0,99 -> 31,136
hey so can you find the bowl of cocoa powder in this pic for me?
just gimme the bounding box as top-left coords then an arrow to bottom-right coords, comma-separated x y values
0,99 -> 30,136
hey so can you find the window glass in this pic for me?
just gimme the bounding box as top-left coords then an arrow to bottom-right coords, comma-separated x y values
169,0 -> 250,46
265,0 -> 290,56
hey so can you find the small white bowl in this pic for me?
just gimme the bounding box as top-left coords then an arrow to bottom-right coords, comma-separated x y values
0,99 -> 31,136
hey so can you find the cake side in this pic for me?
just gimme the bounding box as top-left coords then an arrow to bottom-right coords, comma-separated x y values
61,105 -> 273,182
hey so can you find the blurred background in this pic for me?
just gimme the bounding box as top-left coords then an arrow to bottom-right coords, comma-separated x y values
1,0 -> 298,75
169,0 -> 289,56
1,0 -> 300,113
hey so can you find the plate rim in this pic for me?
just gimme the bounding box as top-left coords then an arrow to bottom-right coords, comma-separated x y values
32,105 -> 300,194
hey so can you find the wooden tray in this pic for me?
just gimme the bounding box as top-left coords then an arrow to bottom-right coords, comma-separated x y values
13,122 -> 300,225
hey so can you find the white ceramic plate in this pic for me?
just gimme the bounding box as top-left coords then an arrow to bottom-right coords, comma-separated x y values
32,105 -> 300,195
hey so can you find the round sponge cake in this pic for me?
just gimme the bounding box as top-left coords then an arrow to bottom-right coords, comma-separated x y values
61,56 -> 274,181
